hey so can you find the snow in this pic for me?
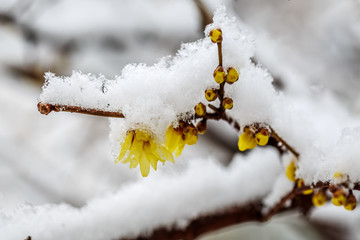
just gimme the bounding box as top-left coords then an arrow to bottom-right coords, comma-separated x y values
0,149 -> 281,240
2,1 -> 360,239
38,2 -> 360,198
40,7 -> 280,158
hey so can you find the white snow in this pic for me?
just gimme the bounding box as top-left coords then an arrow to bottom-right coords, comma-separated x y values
0,149 -> 281,240
3,1 -> 360,239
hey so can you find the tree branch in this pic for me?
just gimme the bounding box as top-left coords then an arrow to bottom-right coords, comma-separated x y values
192,0 -> 213,30
120,180 -> 360,240
37,102 -> 124,118
269,126 -> 300,158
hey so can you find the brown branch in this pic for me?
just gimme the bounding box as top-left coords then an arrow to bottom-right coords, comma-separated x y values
122,203 -> 263,240
192,0 -> 213,30
121,180 -> 360,240
217,42 -> 223,67
37,102 -> 124,118
269,126 -> 300,158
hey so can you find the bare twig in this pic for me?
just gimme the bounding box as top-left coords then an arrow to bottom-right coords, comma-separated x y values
270,126 -> 300,158
37,103 -> 124,118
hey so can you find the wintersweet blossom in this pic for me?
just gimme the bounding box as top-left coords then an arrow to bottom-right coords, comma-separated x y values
116,123 -> 199,177
116,129 -> 174,177
312,191 -> 327,207
238,126 -> 269,151
165,122 -> 198,157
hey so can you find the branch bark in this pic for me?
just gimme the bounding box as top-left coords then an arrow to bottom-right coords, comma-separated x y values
120,180 -> 360,240
37,102 -> 124,118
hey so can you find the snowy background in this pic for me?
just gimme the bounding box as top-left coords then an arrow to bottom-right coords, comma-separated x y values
1,0 -> 360,239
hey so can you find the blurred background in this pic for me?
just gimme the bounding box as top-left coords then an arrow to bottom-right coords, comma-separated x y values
1,0 -> 360,239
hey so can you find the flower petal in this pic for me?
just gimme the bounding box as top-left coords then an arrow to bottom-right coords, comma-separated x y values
144,142 -> 158,171
116,131 -> 134,163
238,129 -> 257,151
139,151 -> 150,177
174,139 -> 186,157
255,131 -> 269,146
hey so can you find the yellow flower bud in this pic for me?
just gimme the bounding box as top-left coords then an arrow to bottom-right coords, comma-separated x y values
194,102 -> 206,116
213,66 -> 225,84
255,128 -> 269,146
222,97 -> 233,110
312,190 -> 327,207
209,29 -> 222,43
205,89 -> 218,102
196,119 -> 207,135
332,189 -> 347,206
238,127 -> 257,151
286,161 -> 296,182
297,179 -> 313,195
225,67 -> 239,84
344,193 -> 357,211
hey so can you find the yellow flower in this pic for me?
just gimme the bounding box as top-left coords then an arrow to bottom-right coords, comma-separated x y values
194,103 -> 206,116
225,67 -> 239,84
344,193 -> 357,211
116,129 -> 174,177
312,190 -> 327,207
209,29 -> 222,43
165,122 -> 198,157
213,66 -> 225,84
222,97 -> 233,110
205,89 -> 218,102
238,126 -> 269,151
332,189 -> 346,206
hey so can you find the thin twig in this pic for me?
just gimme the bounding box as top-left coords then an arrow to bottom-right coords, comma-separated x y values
217,42 -> 223,67
37,102 -> 124,118
270,126 -> 300,158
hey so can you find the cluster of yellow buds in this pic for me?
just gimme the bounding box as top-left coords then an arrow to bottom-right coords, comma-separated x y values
330,187 -> 356,210
190,28 -> 240,142
165,121 -> 198,157
212,66 -> 239,85
327,172 -> 357,210
310,172 -> 357,210
238,125 -> 270,151
197,28 -> 239,118
116,129 -> 174,177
